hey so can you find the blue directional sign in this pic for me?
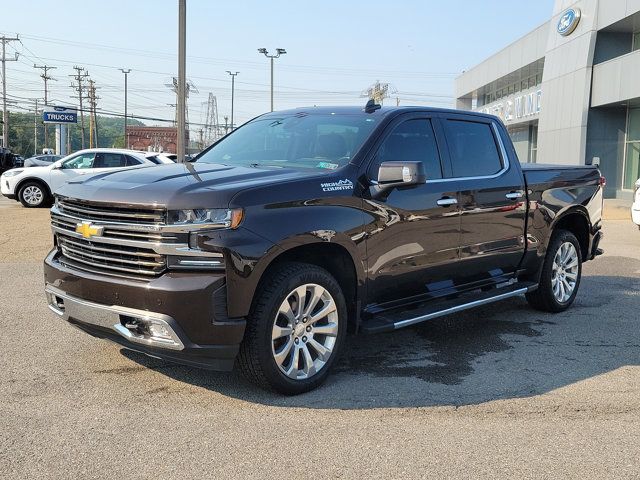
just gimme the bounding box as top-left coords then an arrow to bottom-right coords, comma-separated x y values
43,106 -> 78,124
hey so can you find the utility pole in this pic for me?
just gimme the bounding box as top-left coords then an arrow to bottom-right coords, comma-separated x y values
226,71 -> 239,130
34,98 -> 38,155
1,35 -> 19,148
87,79 -> 99,148
176,0 -> 187,162
257,48 -> 286,112
34,64 -> 56,149
119,69 -> 131,149
224,116 -> 229,135
70,66 -> 89,149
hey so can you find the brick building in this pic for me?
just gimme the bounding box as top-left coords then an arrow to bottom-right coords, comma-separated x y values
126,126 -> 189,153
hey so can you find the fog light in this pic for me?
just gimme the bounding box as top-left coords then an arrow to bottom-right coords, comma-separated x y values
148,323 -> 173,340
115,315 -> 184,350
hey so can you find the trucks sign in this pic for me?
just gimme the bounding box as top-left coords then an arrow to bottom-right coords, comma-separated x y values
43,107 -> 78,124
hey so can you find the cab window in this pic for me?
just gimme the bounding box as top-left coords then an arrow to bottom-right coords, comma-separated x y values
369,119 -> 443,180
444,120 -> 503,177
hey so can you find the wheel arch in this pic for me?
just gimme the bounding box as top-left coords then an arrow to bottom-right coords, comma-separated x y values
551,207 -> 591,261
252,240 -> 364,332
15,177 -> 52,199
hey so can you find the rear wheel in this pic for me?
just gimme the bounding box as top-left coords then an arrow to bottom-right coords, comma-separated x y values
18,181 -> 49,208
526,229 -> 582,312
237,262 -> 347,395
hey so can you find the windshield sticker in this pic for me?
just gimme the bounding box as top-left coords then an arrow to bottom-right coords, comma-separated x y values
317,162 -> 339,170
321,179 -> 354,192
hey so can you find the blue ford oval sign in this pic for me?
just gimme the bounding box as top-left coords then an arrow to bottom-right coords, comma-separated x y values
557,8 -> 581,36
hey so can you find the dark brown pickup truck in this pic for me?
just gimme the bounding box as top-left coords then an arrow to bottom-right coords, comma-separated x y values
44,105 -> 604,394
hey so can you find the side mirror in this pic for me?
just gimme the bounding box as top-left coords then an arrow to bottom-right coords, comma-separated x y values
376,161 -> 426,188
52,161 -> 63,170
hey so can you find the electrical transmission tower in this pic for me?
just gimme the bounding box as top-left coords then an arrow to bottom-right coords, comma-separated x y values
33,64 -> 56,149
203,93 -> 220,145
69,66 -> 89,149
361,80 -> 396,105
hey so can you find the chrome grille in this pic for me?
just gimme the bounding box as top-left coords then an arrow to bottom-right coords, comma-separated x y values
51,196 -> 223,278
52,197 -> 169,277
51,213 -> 166,243
57,197 -> 166,224
57,236 -> 166,276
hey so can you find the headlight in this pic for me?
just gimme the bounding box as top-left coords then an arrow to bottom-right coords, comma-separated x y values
167,208 -> 244,229
2,169 -> 23,177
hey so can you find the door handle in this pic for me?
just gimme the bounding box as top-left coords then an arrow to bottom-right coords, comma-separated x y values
436,197 -> 458,207
505,191 -> 524,200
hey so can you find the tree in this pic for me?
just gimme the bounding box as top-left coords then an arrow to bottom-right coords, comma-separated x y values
6,111 -> 144,156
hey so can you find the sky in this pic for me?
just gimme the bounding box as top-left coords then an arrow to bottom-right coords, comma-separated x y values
1,0 -> 555,133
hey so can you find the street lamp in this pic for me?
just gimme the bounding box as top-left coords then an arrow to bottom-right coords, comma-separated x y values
119,69 -> 131,148
226,71 -> 239,131
257,47 -> 286,112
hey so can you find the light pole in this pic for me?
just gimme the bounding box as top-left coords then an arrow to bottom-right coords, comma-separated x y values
119,69 -> 131,148
176,0 -> 187,162
226,71 -> 238,130
257,48 -> 286,112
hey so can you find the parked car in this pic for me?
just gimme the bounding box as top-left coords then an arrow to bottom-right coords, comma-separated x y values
0,148 -> 19,175
632,178 -> 640,227
24,154 -> 64,168
1,148 -> 160,208
43,105 -> 604,394
144,152 -> 177,164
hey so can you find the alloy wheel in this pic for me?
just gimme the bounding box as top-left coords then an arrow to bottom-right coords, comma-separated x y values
271,283 -> 339,380
551,241 -> 579,303
23,186 -> 43,205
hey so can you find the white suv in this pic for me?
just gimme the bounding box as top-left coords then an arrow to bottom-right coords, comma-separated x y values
1,148 -> 160,208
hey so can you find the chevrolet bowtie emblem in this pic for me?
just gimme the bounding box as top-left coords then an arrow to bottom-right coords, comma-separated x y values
75,221 -> 104,239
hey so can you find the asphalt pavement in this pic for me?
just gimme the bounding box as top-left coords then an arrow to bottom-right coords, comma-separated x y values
1,196 -> 639,479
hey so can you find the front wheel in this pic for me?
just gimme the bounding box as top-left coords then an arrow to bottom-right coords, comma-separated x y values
526,229 -> 582,312
237,262 -> 347,395
18,181 -> 49,208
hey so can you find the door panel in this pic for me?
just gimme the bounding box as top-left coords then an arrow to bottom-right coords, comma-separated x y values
363,115 -> 461,308
50,152 -> 97,192
440,115 -> 526,285
364,183 -> 460,307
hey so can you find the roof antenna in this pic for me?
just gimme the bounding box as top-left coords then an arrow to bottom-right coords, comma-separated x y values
364,99 -> 381,113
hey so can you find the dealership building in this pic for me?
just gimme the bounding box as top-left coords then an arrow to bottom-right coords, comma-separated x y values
455,0 -> 640,199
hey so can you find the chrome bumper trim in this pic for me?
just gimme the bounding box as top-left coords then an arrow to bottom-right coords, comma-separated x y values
45,285 -> 185,350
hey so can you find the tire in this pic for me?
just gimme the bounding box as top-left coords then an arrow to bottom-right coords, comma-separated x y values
237,262 -> 348,395
526,229 -> 582,312
18,181 -> 49,208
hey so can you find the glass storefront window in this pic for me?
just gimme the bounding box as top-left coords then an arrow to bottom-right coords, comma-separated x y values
634,32 -> 640,51
624,143 -> 640,190
624,108 -> 640,189
627,108 -> 640,141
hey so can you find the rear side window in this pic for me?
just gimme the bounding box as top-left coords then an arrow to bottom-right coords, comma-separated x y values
444,120 -> 503,178
125,155 -> 143,166
95,153 -> 127,168
370,119 -> 443,180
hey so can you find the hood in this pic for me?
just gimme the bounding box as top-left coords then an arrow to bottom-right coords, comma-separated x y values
54,162 -> 323,209
2,165 -> 50,176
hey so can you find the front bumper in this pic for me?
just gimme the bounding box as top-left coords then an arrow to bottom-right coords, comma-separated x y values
44,250 -> 246,371
1,177 -> 16,198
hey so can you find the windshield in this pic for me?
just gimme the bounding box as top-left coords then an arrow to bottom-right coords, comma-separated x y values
196,113 -> 378,171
